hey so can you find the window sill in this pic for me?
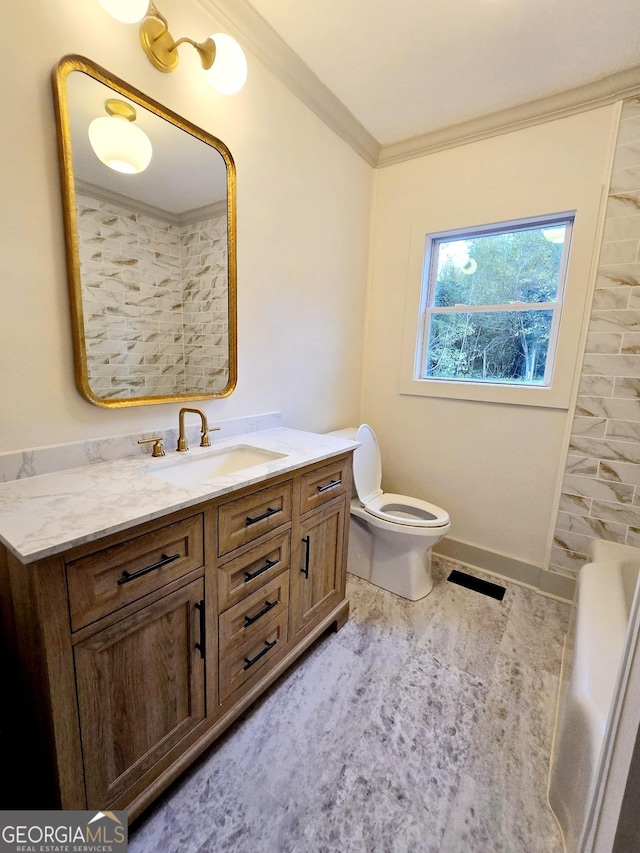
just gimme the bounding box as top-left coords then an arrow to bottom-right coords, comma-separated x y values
399,375 -> 571,408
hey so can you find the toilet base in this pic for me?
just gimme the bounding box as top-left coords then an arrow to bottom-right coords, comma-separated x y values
347,515 -> 435,601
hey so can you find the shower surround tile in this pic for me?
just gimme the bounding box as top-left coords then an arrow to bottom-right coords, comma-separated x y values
76,192 -> 228,399
552,98 -> 640,576
129,563 -> 568,853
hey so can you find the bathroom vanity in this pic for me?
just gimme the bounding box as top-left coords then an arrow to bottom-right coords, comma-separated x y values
0,428 -> 353,820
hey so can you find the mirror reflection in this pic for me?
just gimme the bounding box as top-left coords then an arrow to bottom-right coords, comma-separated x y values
53,56 -> 237,407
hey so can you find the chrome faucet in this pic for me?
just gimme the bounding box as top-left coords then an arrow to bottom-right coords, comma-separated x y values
177,407 -> 220,452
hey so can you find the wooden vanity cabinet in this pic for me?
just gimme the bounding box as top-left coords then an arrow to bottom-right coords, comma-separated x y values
74,578 -> 207,807
290,497 -> 346,638
0,452 -> 352,820
215,479 -> 294,706
290,454 -> 351,639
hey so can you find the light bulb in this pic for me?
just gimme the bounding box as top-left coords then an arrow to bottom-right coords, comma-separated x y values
88,105 -> 152,174
97,0 -> 149,24
204,33 -> 247,95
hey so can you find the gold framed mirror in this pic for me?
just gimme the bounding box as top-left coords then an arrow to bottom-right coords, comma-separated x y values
52,55 -> 237,407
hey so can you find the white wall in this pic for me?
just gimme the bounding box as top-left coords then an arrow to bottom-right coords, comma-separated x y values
0,0 -> 372,452
363,108 -> 619,568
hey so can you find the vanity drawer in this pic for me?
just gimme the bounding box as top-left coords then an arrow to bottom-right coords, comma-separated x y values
217,530 -> 290,612
66,515 -> 204,632
219,610 -> 288,702
217,481 -> 292,557
219,573 -> 289,658
299,457 -> 349,515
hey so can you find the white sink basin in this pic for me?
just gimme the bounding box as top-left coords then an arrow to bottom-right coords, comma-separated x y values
142,445 -> 287,488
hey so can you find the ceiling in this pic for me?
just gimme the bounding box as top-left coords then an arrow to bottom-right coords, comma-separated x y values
66,69 -> 227,215
243,0 -> 640,148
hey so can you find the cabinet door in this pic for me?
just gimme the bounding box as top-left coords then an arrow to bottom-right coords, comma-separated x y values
290,498 -> 346,638
74,579 -> 206,807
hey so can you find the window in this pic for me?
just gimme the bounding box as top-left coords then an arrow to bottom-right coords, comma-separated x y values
417,216 -> 573,389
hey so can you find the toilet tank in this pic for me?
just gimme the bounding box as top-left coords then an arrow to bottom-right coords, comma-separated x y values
326,427 -> 358,441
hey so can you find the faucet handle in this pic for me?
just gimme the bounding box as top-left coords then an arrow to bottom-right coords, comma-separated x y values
200,425 -> 221,448
138,436 -> 166,457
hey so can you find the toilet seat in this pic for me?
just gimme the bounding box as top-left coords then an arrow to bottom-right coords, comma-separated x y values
353,424 -> 449,529
364,493 -> 450,528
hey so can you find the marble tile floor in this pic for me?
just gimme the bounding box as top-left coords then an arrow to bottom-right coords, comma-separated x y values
129,556 -> 571,853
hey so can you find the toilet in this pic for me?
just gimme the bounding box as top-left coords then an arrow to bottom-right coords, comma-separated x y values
330,424 -> 451,600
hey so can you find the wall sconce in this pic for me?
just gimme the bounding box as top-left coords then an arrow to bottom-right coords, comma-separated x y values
97,1 -> 248,95
88,99 -> 153,174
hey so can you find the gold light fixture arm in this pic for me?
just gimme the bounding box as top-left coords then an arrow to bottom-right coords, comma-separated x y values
139,3 -> 216,73
173,37 -> 216,70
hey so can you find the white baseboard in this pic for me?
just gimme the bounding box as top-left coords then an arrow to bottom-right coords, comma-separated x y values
434,537 -> 576,602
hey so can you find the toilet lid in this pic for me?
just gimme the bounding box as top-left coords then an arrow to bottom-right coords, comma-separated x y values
353,424 -> 383,504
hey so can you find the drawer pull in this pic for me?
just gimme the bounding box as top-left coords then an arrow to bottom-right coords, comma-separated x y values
244,599 -> 278,628
116,552 -> 181,586
317,478 -> 342,493
301,535 -> 310,579
194,599 -> 206,659
245,506 -> 281,526
244,557 -> 279,583
244,638 -> 277,670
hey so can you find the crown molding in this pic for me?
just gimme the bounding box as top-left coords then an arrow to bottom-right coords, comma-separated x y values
75,179 -> 227,225
195,1 -> 640,170
378,65 -> 640,167
197,0 -> 380,166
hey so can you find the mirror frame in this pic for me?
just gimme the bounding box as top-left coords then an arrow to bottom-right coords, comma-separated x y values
52,54 -> 237,407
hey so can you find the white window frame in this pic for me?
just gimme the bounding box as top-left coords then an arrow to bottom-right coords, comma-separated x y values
418,215 -> 574,390
398,210 -> 589,409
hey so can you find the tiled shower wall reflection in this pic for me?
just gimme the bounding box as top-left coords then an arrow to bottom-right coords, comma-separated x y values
551,98 -> 640,576
76,192 -> 228,399
181,217 -> 230,395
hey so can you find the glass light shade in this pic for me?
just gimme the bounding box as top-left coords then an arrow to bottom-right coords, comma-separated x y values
88,116 -> 153,174
97,0 -> 149,24
204,33 -> 247,95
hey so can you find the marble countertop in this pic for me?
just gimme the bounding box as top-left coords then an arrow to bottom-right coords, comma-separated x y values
0,428 -> 357,564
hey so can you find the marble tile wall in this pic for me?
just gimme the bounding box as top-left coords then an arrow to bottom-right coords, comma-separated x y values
181,216 -> 229,394
76,193 -> 228,399
551,97 -> 640,576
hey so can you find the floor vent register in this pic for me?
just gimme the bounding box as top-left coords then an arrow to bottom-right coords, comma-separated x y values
446,569 -> 506,601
